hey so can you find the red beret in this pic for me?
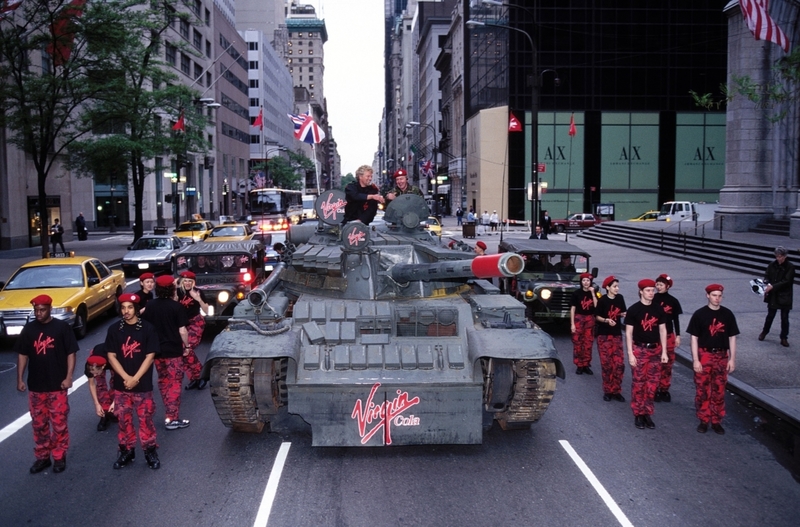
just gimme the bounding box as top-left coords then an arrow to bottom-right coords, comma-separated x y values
139,272 -> 154,281
638,279 -> 656,289
180,270 -> 196,279
602,275 -> 618,289
86,355 -> 107,366
579,272 -> 593,280
476,241 -> 487,250
118,293 -> 140,305
705,283 -> 724,294
30,294 -> 53,306
156,275 -> 175,287
656,274 -> 673,288
393,168 -> 408,179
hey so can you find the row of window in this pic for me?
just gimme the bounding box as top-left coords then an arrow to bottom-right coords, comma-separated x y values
287,49 -> 313,55
221,93 -> 249,120
221,122 -> 249,144
221,63 -> 248,95
290,66 -> 314,73
288,41 -> 315,47
220,34 -> 247,71
287,57 -> 314,64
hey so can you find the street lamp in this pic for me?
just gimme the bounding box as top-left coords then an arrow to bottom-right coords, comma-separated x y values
406,121 -> 439,214
467,17 -> 540,238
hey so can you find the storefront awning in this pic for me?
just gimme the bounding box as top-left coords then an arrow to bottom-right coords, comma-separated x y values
436,184 -> 450,194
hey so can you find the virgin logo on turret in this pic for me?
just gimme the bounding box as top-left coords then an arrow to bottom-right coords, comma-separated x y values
320,194 -> 346,221
347,230 -> 366,246
351,383 -> 421,445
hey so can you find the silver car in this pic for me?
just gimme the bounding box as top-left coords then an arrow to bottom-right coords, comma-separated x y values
121,235 -> 184,277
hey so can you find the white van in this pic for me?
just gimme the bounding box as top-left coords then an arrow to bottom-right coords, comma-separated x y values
302,194 -> 317,220
657,201 -> 717,222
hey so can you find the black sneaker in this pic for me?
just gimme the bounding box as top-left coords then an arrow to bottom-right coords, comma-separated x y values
660,391 -> 671,402
144,447 -> 160,470
583,366 -> 593,375
97,414 -> 109,431
603,393 -> 613,401
634,416 -> 645,429
654,391 -> 662,402
185,380 -> 201,390
165,419 -> 190,430
113,448 -> 135,469
575,367 -> 584,375
29,458 -> 51,474
53,456 -> 66,473
644,415 -> 655,429
613,393 -> 626,402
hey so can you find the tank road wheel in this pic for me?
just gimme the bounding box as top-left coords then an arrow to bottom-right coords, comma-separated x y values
210,358 -> 265,433
485,359 -> 558,430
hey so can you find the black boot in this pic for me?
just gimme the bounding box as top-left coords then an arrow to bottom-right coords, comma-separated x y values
97,414 -> 109,431
144,447 -> 161,470
113,446 -> 135,469
106,411 -> 118,423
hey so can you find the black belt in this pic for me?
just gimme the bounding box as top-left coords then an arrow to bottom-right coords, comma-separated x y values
634,342 -> 659,349
702,347 -> 729,353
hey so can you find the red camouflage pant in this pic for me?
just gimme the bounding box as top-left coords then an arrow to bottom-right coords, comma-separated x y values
658,333 -> 677,392
115,391 -> 157,450
29,390 -> 69,461
155,357 -> 184,422
572,314 -> 595,367
597,335 -> 625,395
184,314 -> 204,381
694,348 -> 728,424
95,371 -> 117,413
630,344 -> 661,416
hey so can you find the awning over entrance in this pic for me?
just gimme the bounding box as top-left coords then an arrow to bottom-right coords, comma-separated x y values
436,184 -> 450,195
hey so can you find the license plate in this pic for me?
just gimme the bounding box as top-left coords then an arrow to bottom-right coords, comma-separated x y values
264,265 -> 274,271
6,326 -> 23,336
138,263 -> 150,269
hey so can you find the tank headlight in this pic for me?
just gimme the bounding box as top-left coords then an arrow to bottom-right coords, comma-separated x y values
217,291 -> 229,303
525,290 -> 534,299
540,289 -> 552,300
236,291 -> 245,300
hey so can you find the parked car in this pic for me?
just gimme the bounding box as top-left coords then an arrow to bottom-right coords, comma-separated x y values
629,210 -> 660,222
0,254 -> 125,339
121,235 -> 184,277
424,216 -> 442,236
549,213 -> 605,233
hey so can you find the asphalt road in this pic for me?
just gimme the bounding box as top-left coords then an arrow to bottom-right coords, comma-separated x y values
1,297 -> 799,526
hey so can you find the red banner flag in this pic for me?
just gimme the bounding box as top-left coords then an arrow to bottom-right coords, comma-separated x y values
172,110 -> 185,132
1,0 -> 23,14
508,112 -> 522,133
568,113 -> 577,137
46,0 -> 86,66
740,0 -> 790,52
253,106 -> 263,131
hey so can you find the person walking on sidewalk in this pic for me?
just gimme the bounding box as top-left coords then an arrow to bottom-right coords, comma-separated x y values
50,219 -> 65,253
625,279 -> 668,430
759,246 -> 795,347
456,207 -> 463,226
16,294 -> 78,474
105,293 -> 161,469
687,284 -> 739,435
75,212 -> 87,241
595,276 -> 626,402
654,274 -> 683,402
570,273 -> 597,375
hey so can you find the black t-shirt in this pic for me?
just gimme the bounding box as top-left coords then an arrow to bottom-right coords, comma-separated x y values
686,305 -> 740,349
134,288 -> 154,309
15,318 -> 79,392
654,291 -> 683,335
596,294 -> 627,336
104,320 -> 159,392
140,297 -> 189,357
625,301 -> 666,344
343,182 -> 379,224
569,289 -> 596,315
177,288 -> 207,318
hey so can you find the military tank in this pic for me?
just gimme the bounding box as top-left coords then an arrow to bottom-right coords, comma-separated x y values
202,191 -> 565,446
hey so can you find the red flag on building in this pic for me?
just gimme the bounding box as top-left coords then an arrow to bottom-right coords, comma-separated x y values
740,0 -> 790,52
172,110 -> 185,132
253,106 -> 263,131
568,113 -> 577,137
508,112 -> 522,132
1,0 -> 23,15
46,0 -> 86,66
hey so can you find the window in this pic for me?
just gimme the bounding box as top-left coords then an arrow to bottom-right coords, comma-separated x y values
165,43 -> 176,65
208,134 -> 213,147
309,67 -> 314,72
179,19 -> 189,39
181,53 -> 190,75
193,30 -> 202,49
192,0 -> 200,16
205,8 -> 210,26
249,79 -> 259,88
248,41 -> 258,51
288,41 -> 292,47
194,62 -> 203,83
298,33 -> 304,37
298,49 -> 303,55
249,61 -> 258,69
288,58 -> 292,64
299,67 -> 302,72
308,41 -> 313,46
165,5 -> 176,27
309,75 -> 313,81
310,84 -> 314,89
251,135 -> 260,144
289,67 -> 293,73
205,40 -> 211,58
309,49 -> 313,55
206,71 -> 212,87
288,50 -> 293,55
299,76 -> 302,81
249,98 -> 259,106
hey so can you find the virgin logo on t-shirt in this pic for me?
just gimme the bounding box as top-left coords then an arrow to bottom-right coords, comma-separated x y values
607,305 -> 622,321
179,295 -> 193,308
661,302 -> 672,314
641,313 -> 658,332
33,333 -> 55,355
580,297 -> 593,310
709,318 -> 725,336
121,336 -> 142,358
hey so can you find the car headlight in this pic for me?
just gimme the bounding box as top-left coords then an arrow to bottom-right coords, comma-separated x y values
217,291 -> 230,304
540,289 -> 552,300
50,307 -> 74,316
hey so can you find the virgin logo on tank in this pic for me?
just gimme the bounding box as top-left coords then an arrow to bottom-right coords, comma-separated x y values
319,192 -> 346,221
347,229 -> 366,246
351,382 -> 421,445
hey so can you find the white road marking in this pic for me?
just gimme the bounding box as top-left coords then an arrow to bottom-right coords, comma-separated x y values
560,440 -> 634,527
254,441 -> 292,527
0,376 -> 88,445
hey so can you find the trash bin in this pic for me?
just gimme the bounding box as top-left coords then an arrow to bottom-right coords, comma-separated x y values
462,222 -> 476,238
153,226 -> 168,235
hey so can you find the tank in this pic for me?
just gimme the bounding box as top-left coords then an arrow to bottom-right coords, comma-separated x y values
202,191 -> 565,446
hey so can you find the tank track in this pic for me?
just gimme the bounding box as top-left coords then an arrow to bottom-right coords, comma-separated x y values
495,359 -> 558,430
208,358 -> 267,433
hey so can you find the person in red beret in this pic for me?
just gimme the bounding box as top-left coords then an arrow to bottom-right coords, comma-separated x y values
84,343 -> 118,432
570,272 -> 597,375
16,294 -> 79,474
104,293 -> 161,469
624,279 -> 668,430
135,273 -> 156,313
176,271 -> 209,390
595,276 -> 627,402
473,240 -> 487,256
384,168 -> 422,202
687,283 -> 739,434
654,274 -> 683,403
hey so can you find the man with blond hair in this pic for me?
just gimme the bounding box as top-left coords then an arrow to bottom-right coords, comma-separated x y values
344,164 -> 384,224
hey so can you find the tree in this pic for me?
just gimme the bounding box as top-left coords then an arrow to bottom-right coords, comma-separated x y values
0,0 -> 127,257
251,149 -> 314,190
340,173 -> 355,190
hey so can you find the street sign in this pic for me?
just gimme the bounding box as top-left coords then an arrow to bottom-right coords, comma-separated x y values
537,163 -> 546,173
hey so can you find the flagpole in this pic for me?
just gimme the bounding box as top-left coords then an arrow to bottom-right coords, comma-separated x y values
565,113 -> 575,242
500,131 -> 509,242
309,104 -> 321,192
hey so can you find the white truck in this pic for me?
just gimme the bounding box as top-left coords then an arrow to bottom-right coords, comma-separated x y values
657,201 -> 717,222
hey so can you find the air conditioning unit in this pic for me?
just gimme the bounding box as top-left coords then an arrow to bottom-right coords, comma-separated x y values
204,156 -> 216,168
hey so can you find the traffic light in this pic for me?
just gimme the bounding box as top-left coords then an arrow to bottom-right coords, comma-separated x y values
165,194 -> 173,203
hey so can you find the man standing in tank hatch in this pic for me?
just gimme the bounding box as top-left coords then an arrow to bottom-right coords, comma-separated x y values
384,168 -> 423,202
343,165 -> 384,225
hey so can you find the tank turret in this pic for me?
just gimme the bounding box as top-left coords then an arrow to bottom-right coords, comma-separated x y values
202,191 -> 565,445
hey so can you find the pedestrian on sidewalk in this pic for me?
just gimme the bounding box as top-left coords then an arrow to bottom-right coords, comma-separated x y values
456,207 -> 463,226
16,294 -> 78,474
687,284 -> 739,435
490,211 -> 499,231
654,274 -> 683,403
541,211 -> 552,238
50,219 -> 65,253
625,279 -> 668,430
570,273 -> 597,375
759,246 -> 795,347
595,276 -> 626,402
75,212 -> 87,241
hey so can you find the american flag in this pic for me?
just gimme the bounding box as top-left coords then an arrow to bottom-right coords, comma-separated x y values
253,171 -> 266,189
287,113 -> 307,130
295,114 -> 326,144
420,159 -> 435,178
740,0 -> 790,52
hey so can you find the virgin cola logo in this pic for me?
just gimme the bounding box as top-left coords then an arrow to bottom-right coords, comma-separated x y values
320,194 -> 346,221
347,230 -> 366,246
351,382 -> 421,445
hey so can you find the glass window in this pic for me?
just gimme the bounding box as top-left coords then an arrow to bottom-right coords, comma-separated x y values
165,43 -> 176,65
179,19 -> 189,39
181,53 -> 190,75
249,60 -> 258,69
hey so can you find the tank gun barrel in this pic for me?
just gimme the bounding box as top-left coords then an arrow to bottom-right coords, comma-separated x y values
390,253 -> 524,283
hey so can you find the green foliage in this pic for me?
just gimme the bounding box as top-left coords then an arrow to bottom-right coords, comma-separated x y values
251,149 -> 314,190
340,173 -> 355,190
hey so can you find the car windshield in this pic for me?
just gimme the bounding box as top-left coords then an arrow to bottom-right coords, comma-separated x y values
518,253 -> 589,279
177,253 -> 251,273
209,226 -> 245,237
4,265 -> 84,289
176,223 -> 204,232
132,238 -> 172,250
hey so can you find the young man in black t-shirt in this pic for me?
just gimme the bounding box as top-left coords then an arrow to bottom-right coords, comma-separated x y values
687,283 -> 739,435
624,279 -> 668,430
595,276 -> 627,402
105,293 -> 161,469
135,272 -> 156,313
16,294 -> 78,474
654,274 -> 683,402
570,272 -> 597,375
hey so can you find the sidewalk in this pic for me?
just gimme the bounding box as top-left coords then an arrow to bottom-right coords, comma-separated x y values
437,214 -> 800,427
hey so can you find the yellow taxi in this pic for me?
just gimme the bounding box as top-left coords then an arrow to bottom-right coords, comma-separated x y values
0,253 -> 125,339
629,210 -> 660,222
425,216 -> 442,236
173,217 -> 215,242
204,223 -> 255,242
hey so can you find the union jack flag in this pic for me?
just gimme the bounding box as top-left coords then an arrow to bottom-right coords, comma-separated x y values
420,159 -> 435,178
295,114 -> 326,144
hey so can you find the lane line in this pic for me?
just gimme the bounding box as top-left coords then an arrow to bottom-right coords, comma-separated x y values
0,376 -> 88,445
559,440 -> 634,527
254,441 -> 292,527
